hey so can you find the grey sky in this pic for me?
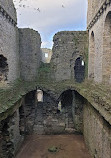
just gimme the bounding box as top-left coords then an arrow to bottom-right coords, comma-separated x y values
13,0 -> 87,48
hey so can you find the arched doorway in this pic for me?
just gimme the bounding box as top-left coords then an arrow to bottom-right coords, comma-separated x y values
88,31 -> 95,79
58,89 -> 84,133
74,57 -> 85,83
0,55 -> 8,81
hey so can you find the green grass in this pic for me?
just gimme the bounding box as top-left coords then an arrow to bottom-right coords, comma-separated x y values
38,62 -> 51,73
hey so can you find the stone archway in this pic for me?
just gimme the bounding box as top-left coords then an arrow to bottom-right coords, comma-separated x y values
88,31 -> 95,79
74,57 -> 85,83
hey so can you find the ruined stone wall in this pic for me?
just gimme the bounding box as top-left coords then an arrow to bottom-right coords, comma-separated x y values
0,0 -> 20,82
51,31 -> 88,81
88,1 -> 111,83
0,110 -> 22,158
42,48 -> 52,63
34,91 -> 75,135
19,28 -> 41,81
83,102 -> 111,158
0,91 -> 37,158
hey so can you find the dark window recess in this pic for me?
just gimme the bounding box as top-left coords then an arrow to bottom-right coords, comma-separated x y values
0,55 -> 8,81
74,57 -> 85,83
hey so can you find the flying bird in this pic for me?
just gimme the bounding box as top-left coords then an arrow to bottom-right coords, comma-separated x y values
37,8 -> 40,12
13,0 -> 41,13
62,5 -> 65,8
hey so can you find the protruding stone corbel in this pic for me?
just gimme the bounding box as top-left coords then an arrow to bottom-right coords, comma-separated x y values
0,5 -> 17,27
7,15 -> 10,19
103,4 -> 107,10
100,9 -> 103,13
106,0 -> 110,4
0,8 -> 4,13
9,17 -> 11,22
97,12 -> 100,17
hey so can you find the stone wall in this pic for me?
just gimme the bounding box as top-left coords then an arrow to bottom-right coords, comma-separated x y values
51,31 -> 88,81
87,4 -> 111,157
0,0 -> 20,83
88,1 -> 111,83
24,91 -> 37,134
83,102 -> 111,158
42,48 -> 52,63
34,91 -> 75,134
87,0 -> 104,25
0,110 -> 22,158
0,0 -> 43,83
72,91 -> 84,133
19,28 -> 41,81
33,89 -> 86,135
0,0 -> 17,22
0,91 -> 37,158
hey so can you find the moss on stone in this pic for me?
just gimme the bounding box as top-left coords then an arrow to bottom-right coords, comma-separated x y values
48,146 -> 59,153
38,62 -> 52,81
0,78 -> 110,124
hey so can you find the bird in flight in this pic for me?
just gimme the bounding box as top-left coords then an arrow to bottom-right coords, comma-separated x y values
37,8 -> 40,12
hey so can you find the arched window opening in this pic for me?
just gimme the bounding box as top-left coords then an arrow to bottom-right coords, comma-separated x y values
45,53 -> 48,58
74,57 -> 85,83
37,90 -> 43,102
103,12 -> 111,83
88,31 -> 95,79
0,55 -> 8,81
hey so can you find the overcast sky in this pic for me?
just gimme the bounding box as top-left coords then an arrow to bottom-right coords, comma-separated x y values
13,0 -> 87,48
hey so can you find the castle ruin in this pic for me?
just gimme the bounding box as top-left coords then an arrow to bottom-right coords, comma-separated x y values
0,0 -> 110,158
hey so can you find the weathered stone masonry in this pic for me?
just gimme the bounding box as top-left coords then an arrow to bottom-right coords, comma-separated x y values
0,0 -> 110,158
51,31 -> 88,81
87,0 -> 111,157
84,102 -> 111,158
0,1 -> 19,82
0,1 -> 41,83
19,28 -> 41,81
88,0 -> 111,84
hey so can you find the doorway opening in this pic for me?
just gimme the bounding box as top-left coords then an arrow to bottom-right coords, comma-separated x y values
74,57 -> 85,83
0,55 -> 8,81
